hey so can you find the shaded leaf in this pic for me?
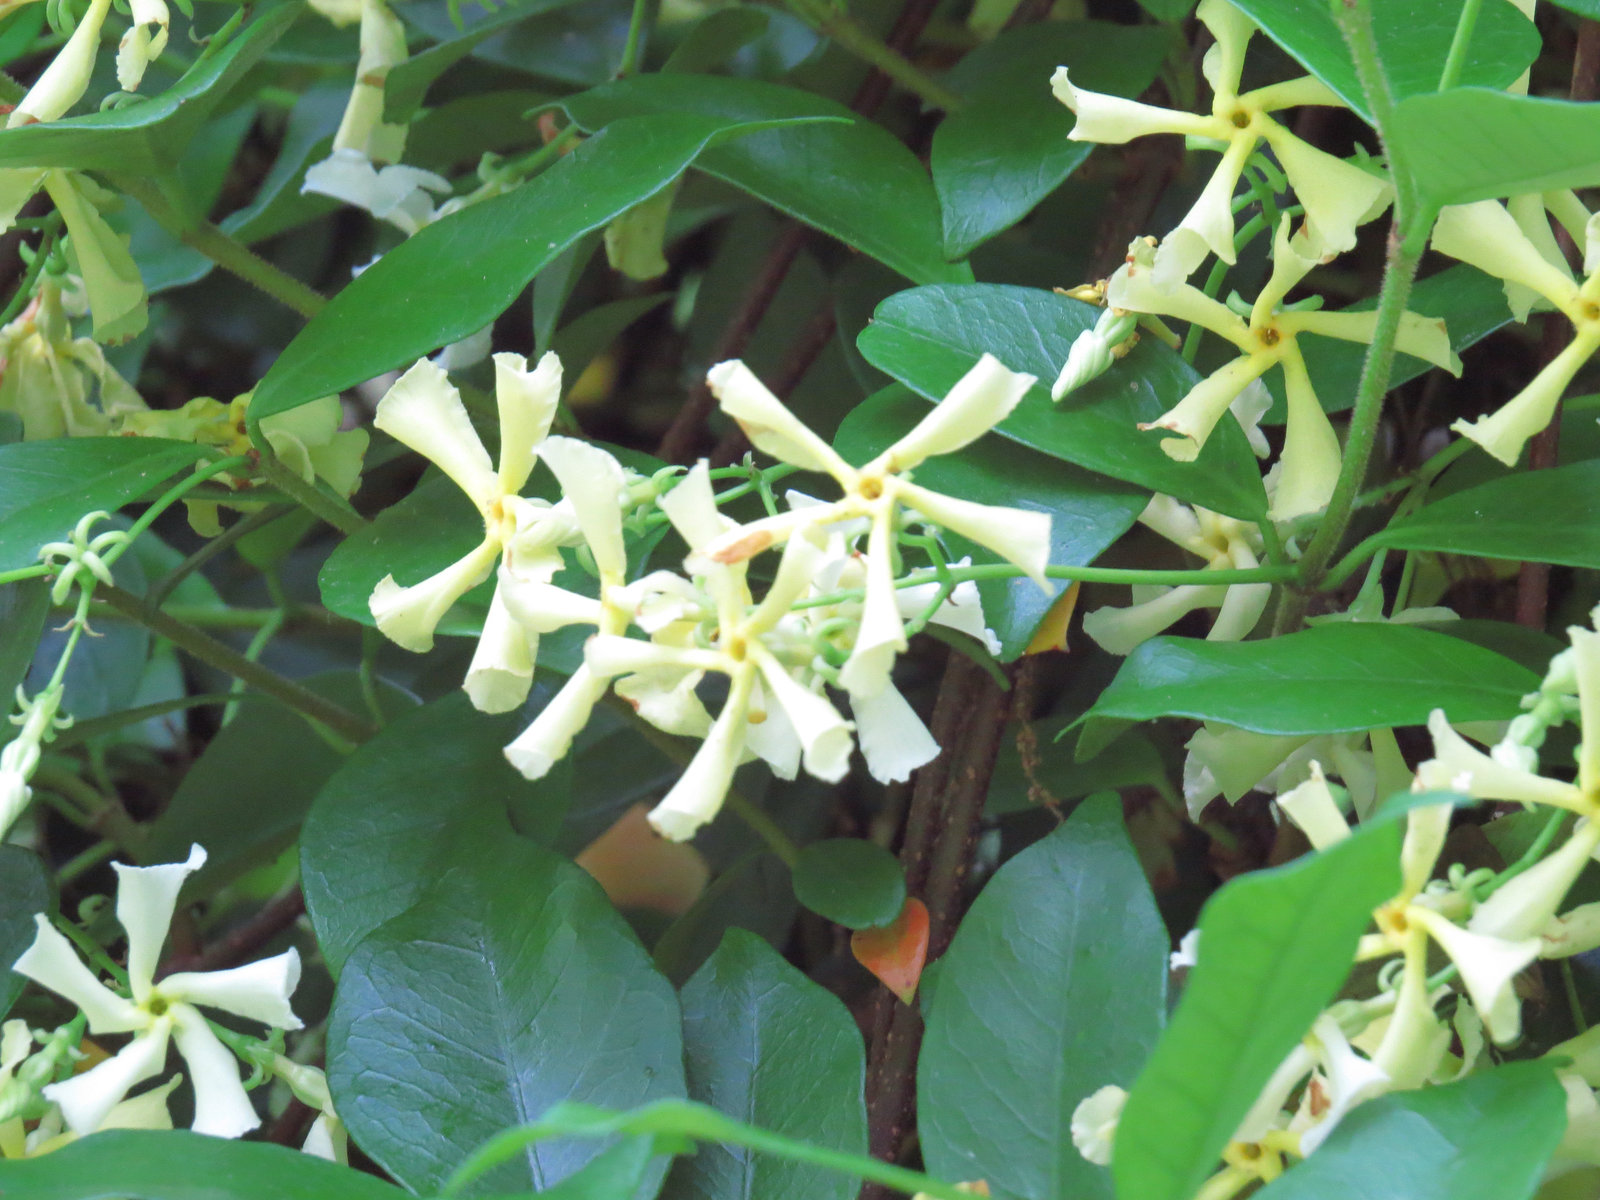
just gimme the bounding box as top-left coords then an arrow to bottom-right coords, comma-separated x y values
792,838 -> 908,930
0,846 -> 51,1017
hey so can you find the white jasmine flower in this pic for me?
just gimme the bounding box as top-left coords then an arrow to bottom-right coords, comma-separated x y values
1051,0 -> 1387,283
1170,928 -> 1200,972
1071,1084 -> 1127,1166
1276,762 -> 1351,851
302,152 -> 451,236
13,846 -> 302,1138
8,0 -> 112,127
705,353 -> 1051,700
116,0 -> 170,92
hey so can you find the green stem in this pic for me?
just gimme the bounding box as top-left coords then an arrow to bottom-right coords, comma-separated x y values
113,175 -> 327,320
779,0 -> 964,110
102,456 -> 253,573
0,564 -> 51,586
148,503 -> 295,608
95,583 -> 377,745
56,839 -> 116,886
617,0 -> 653,75
52,693 -> 233,749
252,447 -> 368,536
1437,0 -> 1485,92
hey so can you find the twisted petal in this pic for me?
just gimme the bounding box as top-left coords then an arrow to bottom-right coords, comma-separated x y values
875,354 -> 1035,471
1286,308 -> 1460,376
116,0 -> 170,92
1082,584 -> 1230,656
1261,126 -> 1389,258
1432,201 -> 1580,318
1296,1016 -> 1391,1155
1474,819 -> 1600,942
838,515 -> 906,700
615,669 -> 713,738
504,666 -> 610,780
116,844 -> 206,1001
43,1024 -> 169,1136
1139,354 -> 1274,461
1071,1085 -> 1127,1168
374,359 -> 497,512
742,676 -> 802,781
1452,331 -> 1600,466
707,360 -> 853,479
464,582 -> 537,714
586,634 -> 725,679
752,651 -> 853,782
492,352 -> 562,494
659,462 -> 733,552
895,481 -> 1052,589
500,577 -> 606,636
1251,218 -> 1322,325
540,436 -> 628,578
13,915 -> 142,1034
1407,908 -> 1540,1044
1156,133 -> 1256,284
850,682 -> 939,783
1108,261 -> 1248,344
900,572 -> 1000,656
749,532 -> 826,631
1050,68 -> 1218,144
1371,936 -> 1450,1089
1268,348 -> 1342,521
1400,802 -> 1452,902
10,0 -> 111,126
161,949 -> 304,1031
301,152 -> 449,235
1420,708 -> 1587,812
648,672 -> 755,841
369,538 -> 501,654
1208,574 -> 1271,643
1277,763 -> 1350,850
172,1006 -> 260,1138
1196,0 -> 1253,97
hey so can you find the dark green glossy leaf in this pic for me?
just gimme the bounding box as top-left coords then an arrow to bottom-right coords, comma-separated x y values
1228,0 -> 1537,125
920,796 -> 1166,1200
835,384 -> 1146,660
1114,821 -> 1403,1200
856,285 -> 1267,519
664,930 -> 866,1200
251,113 -> 802,427
329,834 -> 686,1196
144,674 -> 415,898
219,83 -> 345,246
933,22 -> 1169,259
1257,1064 -> 1566,1200
0,438 -> 206,572
0,578 -> 48,703
1392,90 -> 1600,209
560,75 -> 967,285
791,838 -> 907,930
1078,624 -> 1538,759
0,7 -> 296,175
0,1129 -> 407,1199
1371,460 -> 1600,567
0,845 -> 51,1017
1262,265 -> 1510,421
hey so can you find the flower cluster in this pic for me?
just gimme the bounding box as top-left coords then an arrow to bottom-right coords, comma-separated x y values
367,350 -> 1052,840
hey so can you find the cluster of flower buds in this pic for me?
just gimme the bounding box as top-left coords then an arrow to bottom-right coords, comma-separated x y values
366,350 -> 1053,840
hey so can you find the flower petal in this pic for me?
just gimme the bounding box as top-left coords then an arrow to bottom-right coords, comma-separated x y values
1082,584 -> 1230,656
1268,347 -> 1342,521
540,436 -> 628,578
1432,201 -> 1580,318
1277,763 -> 1350,851
464,582 -> 537,714
838,515 -> 906,699
11,0 -> 111,126
851,681 -> 939,783
1139,354 -> 1273,461
369,538 -> 501,654
1452,331 -> 1599,466
1050,67 -> 1218,144
44,1024 -> 170,1135
1408,908 -> 1540,1044
162,949 -> 303,1030
499,576 -> 606,636
615,669 -> 713,738
894,481 -> 1052,589
116,845 -> 205,1002
707,360 -> 853,479
492,351 -> 561,494
13,915 -> 143,1033
1417,708 -> 1587,811
1575,627 -> 1600,797
875,353 -> 1035,471
1071,1084 -> 1127,1167
1156,133 -> 1256,283
373,358 -> 498,512
648,672 -> 755,841
503,666 -> 610,780
1470,820 -> 1600,942
1261,126 -> 1389,258
172,1006 -> 261,1138
753,651 -> 853,782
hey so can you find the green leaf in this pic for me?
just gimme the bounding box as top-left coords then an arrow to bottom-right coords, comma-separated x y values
1135,0 -> 1193,17
1392,89 -> 1600,209
856,285 -> 1268,519
791,839 -> 907,930
301,692 -> 571,976
143,674 -> 415,897
1114,820 -> 1403,1200
560,75 -> 968,285
251,112 -> 803,426
0,438 -> 206,573
1078,624 -> 1539,759
328,834 -> 686,1196
0,845 -> 51,1017
219,83 -> 345,246
989,722 -> 1173,817
664,929 -> 867,1200
933,22 -> 1169,259
1370,459 -> 1600,568
835,384 -> 1146,660
1228,0 -> 1537,124
0,1129 -> 408,1199
1262,265 -> 1511,421
0,578 -> 48,703
1257,1064 -> 1566,1200
919,795 -> 1166,1200
0,7 -> 296,175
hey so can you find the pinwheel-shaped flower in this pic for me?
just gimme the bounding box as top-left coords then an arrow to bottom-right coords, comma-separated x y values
704,353 -> 1051,701
1051,0 -> 1388,285
583,465 -> 855,839
1082,493 -> 1270,655
1110,222 -> 1459,518
367,352 -> 583,714
13,846 -> 302,1138
1430,199 -> 1600,465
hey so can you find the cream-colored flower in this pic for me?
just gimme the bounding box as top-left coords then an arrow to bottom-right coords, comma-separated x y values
705,353 -> 1051,700
13,846 -> 302,1138
1431,199 -> 1600,465
116,0 -> 170,92
1109,222 -> 1458,517
8,0 -> 111,127
1071,1084 -> 1126,1166
1051,0 -> 1387,284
